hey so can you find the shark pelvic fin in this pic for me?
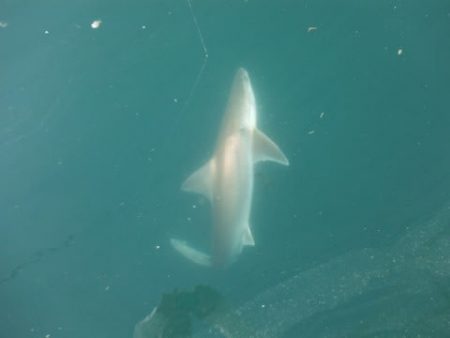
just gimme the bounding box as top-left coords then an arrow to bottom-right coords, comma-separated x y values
170,238 -> 212,267
242,226 -> 255,246
252,129 -> 289,166
181,159 -> 215,201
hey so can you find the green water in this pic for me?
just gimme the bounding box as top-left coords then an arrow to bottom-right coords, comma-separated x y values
1,1 -> 450,337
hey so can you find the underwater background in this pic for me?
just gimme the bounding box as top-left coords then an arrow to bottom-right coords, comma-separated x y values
1,0 -> 450,337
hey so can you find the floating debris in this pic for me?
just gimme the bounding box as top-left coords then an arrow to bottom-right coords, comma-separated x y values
307,130 -> 315,135
320,112 -> 325,119
397,48 -> 403,56
44,30 -> 49,34
307,26 -> 318,33
0,21 -> 8,28
91,19 -> 102,29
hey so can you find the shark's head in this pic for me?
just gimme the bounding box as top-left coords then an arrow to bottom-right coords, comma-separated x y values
225,68 -> 257,131
232,68 -> 254,105
234,67 -> 250,85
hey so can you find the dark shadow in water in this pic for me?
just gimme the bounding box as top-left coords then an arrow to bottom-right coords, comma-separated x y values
135,200 -> 450,337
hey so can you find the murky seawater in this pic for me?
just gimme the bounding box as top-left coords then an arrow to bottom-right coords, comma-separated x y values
1,1 -> 450,337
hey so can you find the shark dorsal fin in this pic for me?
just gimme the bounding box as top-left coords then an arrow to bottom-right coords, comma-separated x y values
181,159 -> 215,201
253,128 -> 289,166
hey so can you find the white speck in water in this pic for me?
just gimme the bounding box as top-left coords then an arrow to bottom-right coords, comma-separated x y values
320,112 -> 325,119
308,130 -> 315,135
192,204 -> 197,209
307,26 -> 317,33
0,21 -> 8,28
105,285 -> 110,291
91,19 -> 102,29
155,245 -> 160,250
187,217 -> 192,222
261,304 -> 266,308
44,30 -> 49,34
173,98 -> 178,103
397,48 -> 403,56
141,25 -> 147,30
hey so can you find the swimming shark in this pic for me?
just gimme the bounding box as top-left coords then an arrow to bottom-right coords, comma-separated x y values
171,68 -> 289,267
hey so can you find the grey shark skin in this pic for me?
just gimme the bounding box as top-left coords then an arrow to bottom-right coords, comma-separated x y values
171,68 -> 289,267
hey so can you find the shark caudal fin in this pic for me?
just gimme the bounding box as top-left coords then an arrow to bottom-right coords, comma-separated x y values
170,238 -> 212,267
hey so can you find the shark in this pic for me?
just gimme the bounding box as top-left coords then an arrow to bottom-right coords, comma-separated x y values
170,68 -> 289,267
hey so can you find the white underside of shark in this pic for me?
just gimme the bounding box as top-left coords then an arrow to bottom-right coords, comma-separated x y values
171,68 -> 289,267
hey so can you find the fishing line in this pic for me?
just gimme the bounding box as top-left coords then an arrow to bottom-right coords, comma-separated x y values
0,234 -> 76,285
147,0 -> 210,198
178,0 -> 209,115
159,0 -> 209,163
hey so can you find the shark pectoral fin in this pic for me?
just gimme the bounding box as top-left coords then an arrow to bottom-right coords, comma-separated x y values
252,129 -> 289,166
242,226 -> 255,246
181,159 -> 215,201
170,238 -> 212,267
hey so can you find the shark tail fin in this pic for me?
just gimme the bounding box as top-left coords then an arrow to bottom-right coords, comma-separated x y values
170,238 -> 212,267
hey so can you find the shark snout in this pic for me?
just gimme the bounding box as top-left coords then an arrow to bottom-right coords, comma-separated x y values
236,67 -> 250,82
237,67 -> 248,75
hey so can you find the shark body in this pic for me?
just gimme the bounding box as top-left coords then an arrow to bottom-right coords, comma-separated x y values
171,68 -> 288,267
